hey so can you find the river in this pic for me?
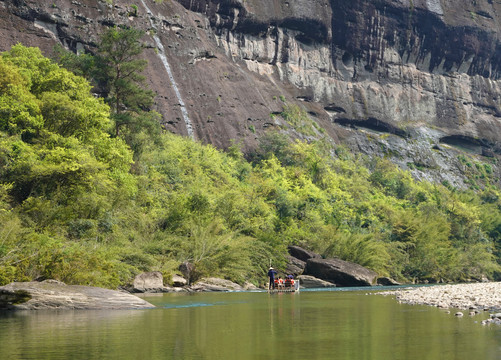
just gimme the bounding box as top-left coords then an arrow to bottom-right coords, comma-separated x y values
0,288 -> 499,359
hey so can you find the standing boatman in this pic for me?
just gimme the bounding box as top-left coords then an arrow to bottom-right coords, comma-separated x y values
268,266 -> 277,290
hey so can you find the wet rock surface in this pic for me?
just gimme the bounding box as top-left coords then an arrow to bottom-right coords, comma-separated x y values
0,280 -> 155,310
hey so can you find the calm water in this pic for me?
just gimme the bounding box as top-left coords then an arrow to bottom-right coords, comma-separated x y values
1,288 -> 500,359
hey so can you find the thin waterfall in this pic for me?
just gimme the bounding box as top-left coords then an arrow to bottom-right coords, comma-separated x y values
139,0 -> 194,138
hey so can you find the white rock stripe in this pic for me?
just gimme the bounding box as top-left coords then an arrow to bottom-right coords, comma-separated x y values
139,0 -> 194,138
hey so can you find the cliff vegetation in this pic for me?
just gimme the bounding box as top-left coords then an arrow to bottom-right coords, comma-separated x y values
1,43 -> 501,288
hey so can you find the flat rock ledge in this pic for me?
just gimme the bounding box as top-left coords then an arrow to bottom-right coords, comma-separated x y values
190,278 -> 243,292
378,282 -> 501,311
127,272 -> 257,293
0,280 -> 155,310
297,275 -> 336,288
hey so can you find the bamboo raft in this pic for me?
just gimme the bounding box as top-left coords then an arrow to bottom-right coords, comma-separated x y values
269,279 -> 300,292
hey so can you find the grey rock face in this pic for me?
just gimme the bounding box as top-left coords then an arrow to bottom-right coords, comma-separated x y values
179,0 -> 501,188
1,0 -> 500,187
305,258 -> 378,286
297,275 -> 336,288
285,255 -> 306,276
0,280 -> 154,310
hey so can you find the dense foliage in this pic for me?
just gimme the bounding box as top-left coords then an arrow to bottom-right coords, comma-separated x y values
54,27 -> 161,159
1,44 -> 501,288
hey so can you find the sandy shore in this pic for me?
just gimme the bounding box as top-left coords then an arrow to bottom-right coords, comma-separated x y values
377,282 -> 501,317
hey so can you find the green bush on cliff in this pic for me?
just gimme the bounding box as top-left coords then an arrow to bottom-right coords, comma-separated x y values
1,44 -> 501,288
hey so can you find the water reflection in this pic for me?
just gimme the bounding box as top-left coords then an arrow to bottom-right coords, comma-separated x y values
0,290 -> 500,360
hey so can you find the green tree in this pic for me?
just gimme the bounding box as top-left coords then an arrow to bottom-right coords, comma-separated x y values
0,45 -> 136,286
96,27 -> 156,137
55,27 -> 162,159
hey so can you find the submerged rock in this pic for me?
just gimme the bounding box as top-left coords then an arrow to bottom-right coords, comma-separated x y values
0,280 -> 154,310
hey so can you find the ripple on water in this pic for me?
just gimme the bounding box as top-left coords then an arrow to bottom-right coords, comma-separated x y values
162,300 -> 248,309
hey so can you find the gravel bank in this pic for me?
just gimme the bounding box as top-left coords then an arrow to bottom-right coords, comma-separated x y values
378,282 -> 501,310
377,282 -> 501,325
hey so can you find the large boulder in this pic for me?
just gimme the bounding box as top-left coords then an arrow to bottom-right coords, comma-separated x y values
179,262 -> 194,284
285,255 -> 306,276
305,258 -> 378,287
190,278 -> 243,292
0,280 -> 154,310
297,275 -> 336,288
133,271 -> 166,293
288,246 -> 322,262
172,274 -> 188,287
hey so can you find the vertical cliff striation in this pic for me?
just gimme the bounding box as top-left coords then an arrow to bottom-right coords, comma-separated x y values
1,0 -> 500,187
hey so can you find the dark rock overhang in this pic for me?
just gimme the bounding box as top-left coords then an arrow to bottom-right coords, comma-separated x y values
330,0 -> 501,79
439,134 -> 501,156
334,117 -> 409,138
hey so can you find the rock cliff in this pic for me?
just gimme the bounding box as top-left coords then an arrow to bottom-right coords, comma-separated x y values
1,0 -> 500,188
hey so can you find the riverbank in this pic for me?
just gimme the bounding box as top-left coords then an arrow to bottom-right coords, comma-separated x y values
377,282 -> 501,325
378,282 -> 501,310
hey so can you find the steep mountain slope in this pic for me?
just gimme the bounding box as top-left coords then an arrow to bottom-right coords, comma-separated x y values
1,0 -> 500,188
